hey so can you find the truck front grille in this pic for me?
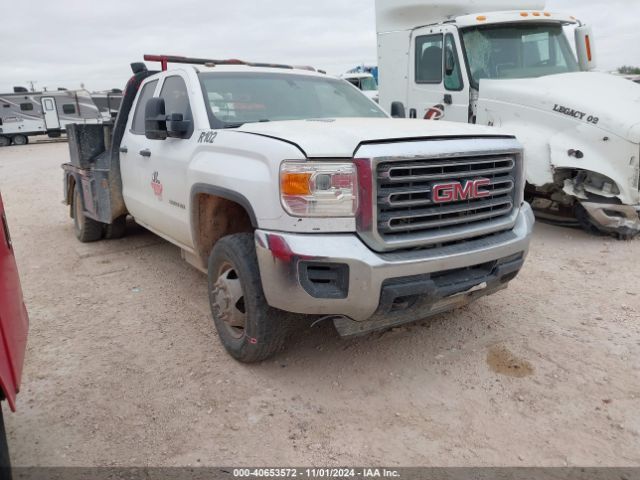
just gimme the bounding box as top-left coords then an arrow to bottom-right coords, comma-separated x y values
376,154 -> 517,240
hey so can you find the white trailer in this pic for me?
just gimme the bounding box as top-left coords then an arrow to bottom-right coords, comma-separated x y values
0,89 -> 103,146
376,0 -> 640,238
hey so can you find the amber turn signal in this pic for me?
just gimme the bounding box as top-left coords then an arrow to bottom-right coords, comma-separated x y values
281,172 -> 312,195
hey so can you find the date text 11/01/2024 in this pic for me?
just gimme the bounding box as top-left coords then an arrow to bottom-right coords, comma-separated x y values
233,468 -> 401,478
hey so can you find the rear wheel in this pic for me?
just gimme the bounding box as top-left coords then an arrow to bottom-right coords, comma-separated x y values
104,215 -> 127,240
73,184 -> 103,243
208,233 -> 290,363
11,135 -> 27,146
0,137 -> 10,147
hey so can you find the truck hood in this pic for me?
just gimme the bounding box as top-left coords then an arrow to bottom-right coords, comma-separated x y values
480,72 -> 640,143
236,117 -> 504,157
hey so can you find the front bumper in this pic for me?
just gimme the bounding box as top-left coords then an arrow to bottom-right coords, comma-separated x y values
255,203 -> 535,330
581,202 -> 640,236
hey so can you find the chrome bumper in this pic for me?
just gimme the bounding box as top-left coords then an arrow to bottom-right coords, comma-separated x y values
255,203 -> 535,323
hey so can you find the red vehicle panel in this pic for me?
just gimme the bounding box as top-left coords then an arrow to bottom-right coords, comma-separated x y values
0,192 -> 29,411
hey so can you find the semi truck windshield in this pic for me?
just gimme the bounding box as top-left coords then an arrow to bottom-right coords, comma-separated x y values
461,23 -> 579,88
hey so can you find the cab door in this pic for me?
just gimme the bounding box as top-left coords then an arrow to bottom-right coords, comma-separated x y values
408,26 -> 470,123
146,74 -> 197,247
119,78 -> 160,227
40,97 -> 60,130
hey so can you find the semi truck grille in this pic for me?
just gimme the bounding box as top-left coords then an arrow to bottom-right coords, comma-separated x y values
376,155 -> 517,239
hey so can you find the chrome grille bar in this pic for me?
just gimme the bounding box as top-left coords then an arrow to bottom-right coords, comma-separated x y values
375,154 -> 518,239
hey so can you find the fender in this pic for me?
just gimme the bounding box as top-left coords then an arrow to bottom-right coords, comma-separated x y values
189,183 -> 258,228
188,183 -> 259,268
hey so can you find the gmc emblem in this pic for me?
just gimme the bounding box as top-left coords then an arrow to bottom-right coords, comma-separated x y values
432,179 -> 491,203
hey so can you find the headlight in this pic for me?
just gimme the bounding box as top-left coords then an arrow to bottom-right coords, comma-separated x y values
280,161 -> 358,217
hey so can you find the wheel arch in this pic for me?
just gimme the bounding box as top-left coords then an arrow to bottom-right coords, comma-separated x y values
190,183 -> 257,266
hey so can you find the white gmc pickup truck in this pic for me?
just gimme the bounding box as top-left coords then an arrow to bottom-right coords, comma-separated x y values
62,55 -> 534,362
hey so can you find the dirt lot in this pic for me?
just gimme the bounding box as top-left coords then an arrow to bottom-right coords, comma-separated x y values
0,141 -> 639,467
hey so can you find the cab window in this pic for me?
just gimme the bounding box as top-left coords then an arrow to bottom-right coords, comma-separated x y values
415,34 -> 443,84
160,76 -> 193,136
131,80 -> 158,134
444,34 -> 464,91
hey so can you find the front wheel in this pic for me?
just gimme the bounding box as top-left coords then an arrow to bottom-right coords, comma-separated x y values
208,233 -> 290,363
0,137 -> 10,147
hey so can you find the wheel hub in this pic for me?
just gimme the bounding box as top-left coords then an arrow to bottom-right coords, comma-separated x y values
212,263 -> 246,338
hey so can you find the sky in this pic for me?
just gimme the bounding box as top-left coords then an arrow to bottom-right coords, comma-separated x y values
1,0 -> 639,93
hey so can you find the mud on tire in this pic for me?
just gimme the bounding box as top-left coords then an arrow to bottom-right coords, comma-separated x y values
207,233 -> 290,363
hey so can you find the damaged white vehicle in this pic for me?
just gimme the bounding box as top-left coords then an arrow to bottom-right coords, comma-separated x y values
376,0 -> 640,238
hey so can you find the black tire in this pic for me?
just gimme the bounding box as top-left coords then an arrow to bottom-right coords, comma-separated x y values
0,137 -> 9,147
0,405 -> 12,480
73,184 -> 103,243
104,215 -> 127,240
11,135 -> 27,146
208,233 -> 289,363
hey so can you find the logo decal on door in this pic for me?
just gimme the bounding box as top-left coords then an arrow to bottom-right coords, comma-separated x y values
151,171 -> 163,200
424,104 -> 445,120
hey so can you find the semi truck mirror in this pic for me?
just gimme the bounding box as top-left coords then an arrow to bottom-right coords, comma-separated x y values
144,98 -> 168,140
445,49 -> 456,76
166,113 -> 191,139
575,25 -> 597,71
390,101 -> 406,118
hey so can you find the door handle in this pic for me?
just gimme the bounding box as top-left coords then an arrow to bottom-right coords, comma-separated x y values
119,146 -> 128,153
139,149 -> 151,158
443,94 -> 453,105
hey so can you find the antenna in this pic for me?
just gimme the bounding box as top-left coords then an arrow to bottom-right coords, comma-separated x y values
26,80 -> 37,92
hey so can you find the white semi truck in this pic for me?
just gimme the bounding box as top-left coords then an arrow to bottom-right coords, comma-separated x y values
376,0 -> 640,238
61,55 -> 533,362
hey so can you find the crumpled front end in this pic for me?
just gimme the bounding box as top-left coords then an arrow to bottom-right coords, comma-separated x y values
477,74 -> 640,238
548,123 -> 640,238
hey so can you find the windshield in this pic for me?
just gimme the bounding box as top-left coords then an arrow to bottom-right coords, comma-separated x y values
199,72 -> 386,126
461,23 -> 579,88
359,76 -> 378,91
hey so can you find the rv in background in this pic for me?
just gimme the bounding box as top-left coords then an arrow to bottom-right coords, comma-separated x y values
90,89 -> 123,121
0,88 -> 102,146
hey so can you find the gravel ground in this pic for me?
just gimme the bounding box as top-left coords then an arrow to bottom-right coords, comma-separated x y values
0,142 -> 639,467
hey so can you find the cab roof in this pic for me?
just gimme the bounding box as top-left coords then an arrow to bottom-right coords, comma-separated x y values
375,0 -> 578,32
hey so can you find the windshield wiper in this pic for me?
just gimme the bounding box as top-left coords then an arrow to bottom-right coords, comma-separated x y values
224,119 -> 271,129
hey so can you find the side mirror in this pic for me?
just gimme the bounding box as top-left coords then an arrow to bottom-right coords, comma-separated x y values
166,113 -> 191,138
445,49 -> 456,76
144,98 -> 167,140
390,101 -> 406,119
575,25 -> 597,71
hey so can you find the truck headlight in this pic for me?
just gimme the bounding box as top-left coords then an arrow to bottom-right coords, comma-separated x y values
280,161 -> 358,217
